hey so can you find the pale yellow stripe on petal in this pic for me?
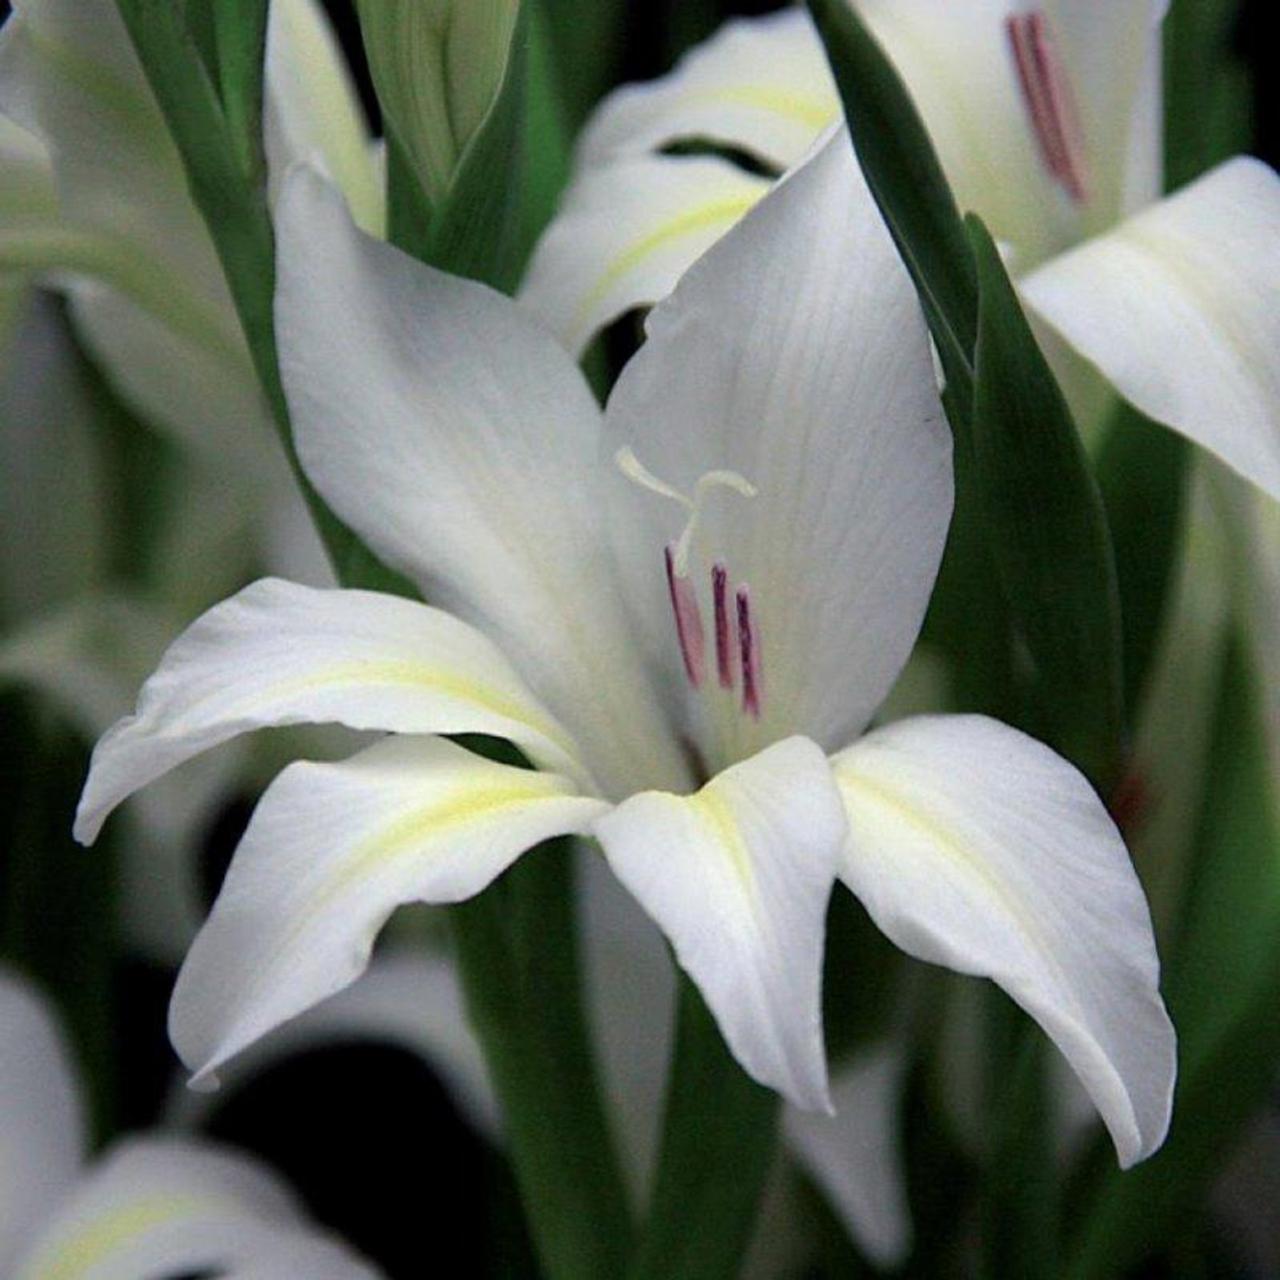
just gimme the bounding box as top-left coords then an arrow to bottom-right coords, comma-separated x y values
575,193 -> 762,334
689,85 -> 837,130
21,1194 -> 227,1280
252,658 -> 581,765
691,783 -> 756,895
330,772 -> 571,899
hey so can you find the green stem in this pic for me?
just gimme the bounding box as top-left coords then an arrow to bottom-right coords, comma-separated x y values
628,976 -> 779,1280
452,842 -> 633,1279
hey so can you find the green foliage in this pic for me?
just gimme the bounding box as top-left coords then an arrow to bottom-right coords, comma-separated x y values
807,0 -> 1125,791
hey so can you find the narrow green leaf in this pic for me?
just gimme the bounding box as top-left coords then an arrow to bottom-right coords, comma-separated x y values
1066,635 -> 1280,1278
806,0 -> 977,415
627,976 -> 778,1280
1096,401 -> 1191,718
453,842 -> 634,1280
968,215 -> 1125,789
211,0 -> 270,187
112,0 -> 405,592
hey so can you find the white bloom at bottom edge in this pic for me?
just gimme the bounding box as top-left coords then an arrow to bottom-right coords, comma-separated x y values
76,127 -> 1174,1166
0,967 -> 380,1280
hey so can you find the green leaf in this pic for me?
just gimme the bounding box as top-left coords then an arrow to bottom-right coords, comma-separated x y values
1096,400 -> 1191,719
626,976 -> 778,1280
968,216 -> 1125,789
453,842 -> 634,1280
806,0 -> 976,416
112,0 -> 405,592
1066,635 -> 1280,1278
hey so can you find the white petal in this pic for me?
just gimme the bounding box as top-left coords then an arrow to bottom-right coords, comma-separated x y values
168,951 -> 499,1140
783,1040 -> 911,1268
519,153 -> 768,359
578,9 -> 836,172
855,0 -> 1162,268
171,735 -> 608,1085
75,577 -> 591,845
604,130 -> 951,769
832,714 -> 1176,1167
0,969 -> 83,1270
275,167 -> 687,797
594,736 -> 847,1111
10,1137 -> 380,1280
1022,157 -> 1280,502
0,112 -> 54,224
264,0 -> 383,235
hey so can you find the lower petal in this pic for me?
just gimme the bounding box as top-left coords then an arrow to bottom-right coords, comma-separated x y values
1021,157 -> 1280,501
594,736 -> 847,1112
11,1137 -> 378,1280
832,714 -> 1176,1168
170,735 -> 607,1086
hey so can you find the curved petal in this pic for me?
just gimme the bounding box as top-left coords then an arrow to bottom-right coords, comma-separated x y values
0,112 -> 54,224
171,735 -> 607,1086
832,714 -> 1176,1168
264,0 -> 383,235
603,130 -> 951,770
594,736 -> 847,1112
519,153 -> 768,359
0,970 -> 83,1270
10,1137 -> 380,1280
1022,157 -> 1280,502
577,9 -> 836,173
783,1041 -> 911,1268
275,167 -> 687,797
75,577 -> 591,846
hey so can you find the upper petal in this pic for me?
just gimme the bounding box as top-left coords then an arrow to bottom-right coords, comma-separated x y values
1022,157 -> 1280,502
0,969 -> 83,1270
171,735 -> 607,1086
10,1137 -> 380,1280
274,167 -> 687,797
603,130 -> 951,766
576,9 -> 837,173
594,736 -> 847,1112
74,577 -> 591,845
832,714 -> 1176,1167
518,153 -> 768,359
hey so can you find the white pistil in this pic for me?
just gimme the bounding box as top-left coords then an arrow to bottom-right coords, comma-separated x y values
615,446 -> 757,577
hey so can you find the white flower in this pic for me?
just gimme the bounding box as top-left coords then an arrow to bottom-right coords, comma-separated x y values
0,967 -> 379,1280
521,1 -> 1280,501
77,129 -> 1173,1164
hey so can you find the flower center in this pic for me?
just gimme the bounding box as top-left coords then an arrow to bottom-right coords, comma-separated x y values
1005,9 -> 1090,204
616,447 -> 763,718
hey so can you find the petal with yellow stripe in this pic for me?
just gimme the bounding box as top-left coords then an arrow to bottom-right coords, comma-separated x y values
594,736 -> 847,1112
170,735 -> 608,1086
75,577 -> 593,845
519,153 -> 767,359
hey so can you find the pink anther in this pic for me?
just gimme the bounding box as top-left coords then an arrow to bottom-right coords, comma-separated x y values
1006,10 -> 1090,204
665,545 -> 706,688
736,587 -> 761,719
712,564 -> 734,689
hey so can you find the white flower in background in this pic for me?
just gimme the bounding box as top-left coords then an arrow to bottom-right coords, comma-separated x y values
77,128 -> 1173,1163
0,967 -> 379,1280
0,0 -> 380,510
522,0 -> 1280,500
